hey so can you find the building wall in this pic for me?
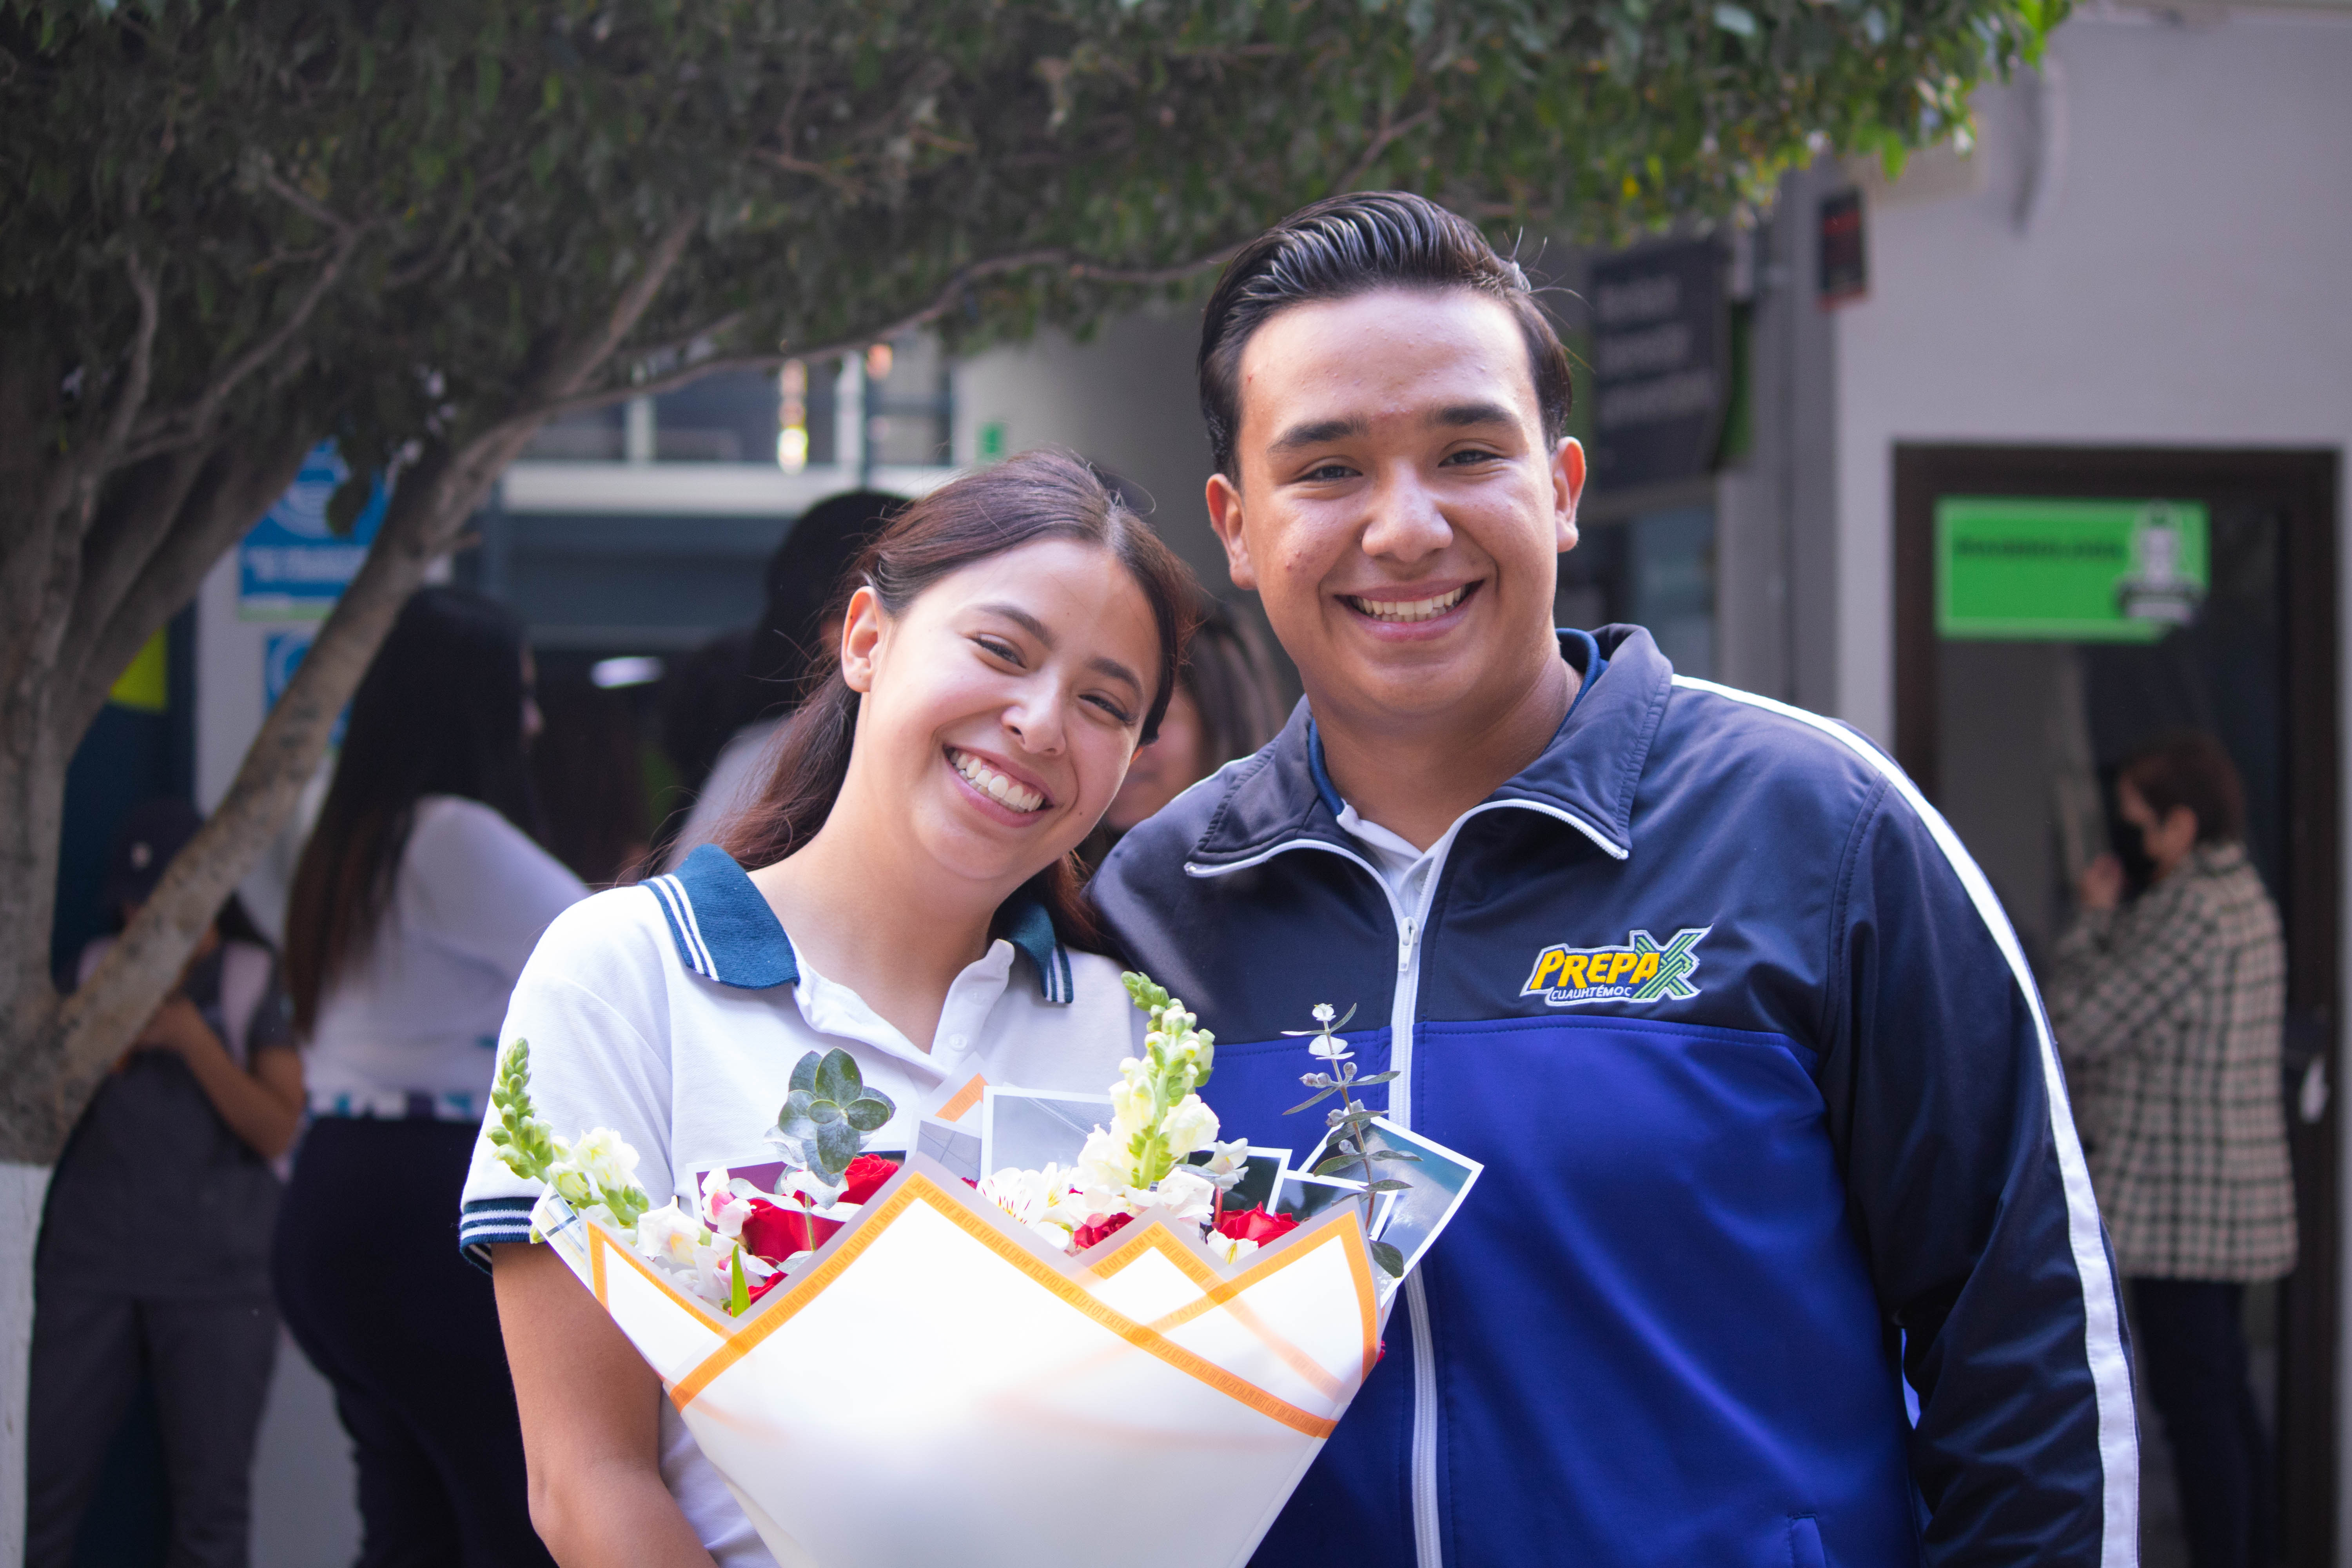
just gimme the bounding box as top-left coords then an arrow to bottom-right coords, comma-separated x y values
1827,7 -> 2352,1541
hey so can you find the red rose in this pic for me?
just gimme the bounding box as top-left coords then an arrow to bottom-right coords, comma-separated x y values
746,1268 -> 791,1305
1069,1211 -> 1135,1251
739,1200 -> 839,1263
839,1153 -> 899,1205
1213,1206 -> 1299,1247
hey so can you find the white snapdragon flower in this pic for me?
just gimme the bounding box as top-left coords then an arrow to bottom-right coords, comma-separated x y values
1156,1094 -> 1220,1162
1076,1126 -> 1136,1194
1205,1232 -> 1262,1266
568,1127 -> 642,1194
1108,1077 -> 1153,1143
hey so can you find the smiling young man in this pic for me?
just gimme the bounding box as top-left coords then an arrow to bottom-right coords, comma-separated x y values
1092,193 -> 2138,1568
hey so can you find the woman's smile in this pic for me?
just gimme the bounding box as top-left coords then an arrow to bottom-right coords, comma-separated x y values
945,745 -> 1051,818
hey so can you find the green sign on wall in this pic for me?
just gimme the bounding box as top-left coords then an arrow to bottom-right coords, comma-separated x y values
1936,496 -> 2209,642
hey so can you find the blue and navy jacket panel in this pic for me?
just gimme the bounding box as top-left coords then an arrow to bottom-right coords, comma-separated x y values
1092,625 -> 2136,1568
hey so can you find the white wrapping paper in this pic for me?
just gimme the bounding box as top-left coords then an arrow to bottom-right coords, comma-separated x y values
535,1155 -> 1387,1568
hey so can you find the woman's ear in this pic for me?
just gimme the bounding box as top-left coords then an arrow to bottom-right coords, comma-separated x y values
838,585 -> 886,694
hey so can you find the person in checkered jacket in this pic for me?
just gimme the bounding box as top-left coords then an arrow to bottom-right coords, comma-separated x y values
2050,729 -> 2294,1568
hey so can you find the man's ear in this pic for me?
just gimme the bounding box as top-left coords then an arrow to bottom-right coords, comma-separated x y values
1552,437 -> 1587,556
838,585 -> 886,694
1205,473 -> 1259,592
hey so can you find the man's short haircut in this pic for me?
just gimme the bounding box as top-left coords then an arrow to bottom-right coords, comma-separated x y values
2119,730 -> 2247,846
1197,191 -> 1573,478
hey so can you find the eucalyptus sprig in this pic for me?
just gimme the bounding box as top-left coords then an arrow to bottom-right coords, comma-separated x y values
767,1048 -> 896,1189
1285,1004 -> 1413,1278
1120,972 -> 1218,1187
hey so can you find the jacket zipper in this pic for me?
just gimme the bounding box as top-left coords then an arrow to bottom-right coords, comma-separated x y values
1186,799 -> 1624,1568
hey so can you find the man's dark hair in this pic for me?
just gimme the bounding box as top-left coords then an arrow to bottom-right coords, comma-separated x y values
2118,730 -> 2247,845
1197,191 -> 1573,478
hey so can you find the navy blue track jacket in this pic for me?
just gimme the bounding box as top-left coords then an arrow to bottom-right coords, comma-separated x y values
1093,626 -> 2137,1568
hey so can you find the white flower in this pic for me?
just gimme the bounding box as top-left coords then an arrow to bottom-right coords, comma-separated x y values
1206,1232 -> 1262,1265
1076,1126 -> 1136,1193
702,1168 -> 762,1239
978,1167 -> 1047,1227
773,1167 -> 846,1214
633,1201 -> 713,1271
567,1127 -> 642,1193
1135,1168 -> 1218,1223
1108,1078 -> 1153,1143
1312,1002 -> 1336,1024
1156,1094 -> 1220,1162
1199,1138 -> 1252,1191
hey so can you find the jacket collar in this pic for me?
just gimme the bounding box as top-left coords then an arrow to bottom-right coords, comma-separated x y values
1185,625 -> 1673,867
644,842 -> 1074,1003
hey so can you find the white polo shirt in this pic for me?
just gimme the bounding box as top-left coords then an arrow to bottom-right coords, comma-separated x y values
459,843 -> 1144,1568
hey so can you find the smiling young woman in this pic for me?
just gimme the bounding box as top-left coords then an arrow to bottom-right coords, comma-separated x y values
470,450 -> 1199,1568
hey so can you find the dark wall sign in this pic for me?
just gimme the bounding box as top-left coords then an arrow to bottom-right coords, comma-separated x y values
1818,188 -> 1867,307
1586,239 -> 1724,493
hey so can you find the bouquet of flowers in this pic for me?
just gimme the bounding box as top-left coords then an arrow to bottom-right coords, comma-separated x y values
488,975 -> 1478,1568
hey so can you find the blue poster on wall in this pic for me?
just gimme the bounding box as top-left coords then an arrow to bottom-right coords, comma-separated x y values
238,441 -> 387,620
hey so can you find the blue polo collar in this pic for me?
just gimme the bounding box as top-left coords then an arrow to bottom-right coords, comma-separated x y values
644,843 -> 1075,1004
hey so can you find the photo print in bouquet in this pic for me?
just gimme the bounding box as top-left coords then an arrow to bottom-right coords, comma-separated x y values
485,975 -> 1479,1567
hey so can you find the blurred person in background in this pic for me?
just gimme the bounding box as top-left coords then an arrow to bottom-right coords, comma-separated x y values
662,490 -> 906,867
2050,730 -> 2294,1568
276,587 -> 586,1568
27,799 -> 302,1568
1080,594 -> 1287,869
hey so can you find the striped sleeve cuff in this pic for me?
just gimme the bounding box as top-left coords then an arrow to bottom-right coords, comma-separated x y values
459,1196 -> 539,1271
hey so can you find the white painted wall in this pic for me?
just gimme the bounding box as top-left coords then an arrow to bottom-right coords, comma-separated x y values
1831,8 -> 2352,744
1828,8 -> 2352,1544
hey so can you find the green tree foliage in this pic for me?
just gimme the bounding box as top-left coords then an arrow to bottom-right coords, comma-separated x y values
0,0 -> 2059,1165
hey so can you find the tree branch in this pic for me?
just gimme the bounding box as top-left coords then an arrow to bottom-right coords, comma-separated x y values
121,175 -> 362,463
532,239 -> 1247,423
1338,103 -> 1439,193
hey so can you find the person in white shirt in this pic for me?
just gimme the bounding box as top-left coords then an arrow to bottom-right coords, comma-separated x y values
276,586 -> 588,1568
465,449 -> 1200,1568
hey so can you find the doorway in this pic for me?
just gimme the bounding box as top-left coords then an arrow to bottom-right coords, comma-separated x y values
1894,444 -> 2339,1566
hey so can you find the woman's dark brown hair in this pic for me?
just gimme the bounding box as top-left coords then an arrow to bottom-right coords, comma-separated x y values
285,587 -> 543,1034
718,449 -> 1198,952
2119,730 -> 2247,846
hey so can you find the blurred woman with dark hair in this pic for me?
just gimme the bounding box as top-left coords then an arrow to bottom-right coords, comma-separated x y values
662,489 -> 908,867
1083,593 -> 1288,867
465,451 -> 1197,1567
277,586 -> 585,1568
2051,729 -> 2293,1568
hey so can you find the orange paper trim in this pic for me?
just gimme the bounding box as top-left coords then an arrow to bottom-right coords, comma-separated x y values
663,1173 -> 1367,1437
935,1074 -> 988,1124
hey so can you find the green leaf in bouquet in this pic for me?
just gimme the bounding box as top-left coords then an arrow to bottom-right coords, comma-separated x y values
844,1094 -> 893,1133
1367,1179 -> 1414,1194
729,1247 -> 751,1316
814,1118 -> 862,1174
1369,1241 -> 1405,1278
1312,1153 -> 1368,1176
813,1049 -> 863,1106
1285,1085 -> 1342,1114
806,1098 -> 845,1128
788,1051 -> 823,1095
1354,1071 -> 1401,1086
1368,1148 -> 1423,1162
777,1090 -> 821,1142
